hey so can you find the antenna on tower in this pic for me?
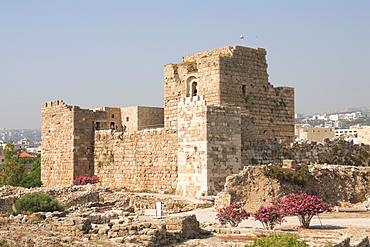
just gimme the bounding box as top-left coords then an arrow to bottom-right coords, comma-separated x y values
240,35 -> 244,46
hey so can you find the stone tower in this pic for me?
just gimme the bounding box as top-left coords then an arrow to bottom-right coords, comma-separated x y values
164,45 -> 294,143
41,45 -> 294,198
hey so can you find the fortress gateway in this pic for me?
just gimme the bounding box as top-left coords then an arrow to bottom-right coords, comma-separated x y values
41,46 -> 294,197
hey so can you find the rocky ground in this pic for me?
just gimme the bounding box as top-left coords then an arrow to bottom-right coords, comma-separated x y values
1,164 -> 370,246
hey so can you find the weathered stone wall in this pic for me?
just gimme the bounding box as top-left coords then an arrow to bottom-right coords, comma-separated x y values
41,100 -> 76,186
206,104 -> 242,195
176,96 -> 208,197
176,96 -> 242,197
94,128 -> 178,193
120,106 -> 139,132
137,106 -> 164,130
164,46 -> 294,144
98,107 -> 124,131
41,100 -> 108,186
243,140 -> 370,166
164,52 -> 222,129
120,106 -> 164,132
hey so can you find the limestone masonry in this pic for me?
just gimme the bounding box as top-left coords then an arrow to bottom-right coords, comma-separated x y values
41,45 -> 294,197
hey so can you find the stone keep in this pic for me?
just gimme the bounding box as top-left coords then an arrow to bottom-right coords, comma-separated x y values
41,45 -> 294,197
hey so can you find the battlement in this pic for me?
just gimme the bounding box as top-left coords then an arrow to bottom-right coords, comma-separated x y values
41,100 -> 71,109
274,86 -> 294,96
182,45 -> 266,62
179,95 -> 206,106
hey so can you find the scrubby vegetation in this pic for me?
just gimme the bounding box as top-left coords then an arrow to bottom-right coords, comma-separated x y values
9,192 -> 64,215
245,233 -> 309,247
262,164 -> 309,185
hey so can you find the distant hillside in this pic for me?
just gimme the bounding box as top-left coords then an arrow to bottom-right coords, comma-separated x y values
0,129 -> 41,143
316,106 -> 370,116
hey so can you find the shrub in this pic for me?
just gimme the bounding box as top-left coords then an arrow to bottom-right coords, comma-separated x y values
73,175 -> 100,185
252,205 -> 286,230
13,192 -> 64,215
272,193 -> 332,229
262,164 -> 309,185
245,233 -> 309,247
0,239 -> 10,247
216,203 -> 250,227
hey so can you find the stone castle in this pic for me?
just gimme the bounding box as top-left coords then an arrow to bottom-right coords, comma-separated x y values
41,45 -> 294,197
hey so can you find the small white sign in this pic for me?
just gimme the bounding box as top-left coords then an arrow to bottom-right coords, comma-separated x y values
155,201 -> 162,219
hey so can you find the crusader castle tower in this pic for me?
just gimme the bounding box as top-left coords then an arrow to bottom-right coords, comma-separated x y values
41,46 -> 294,197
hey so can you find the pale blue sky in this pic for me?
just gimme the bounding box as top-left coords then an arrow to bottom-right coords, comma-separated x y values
1,1 -> 369,129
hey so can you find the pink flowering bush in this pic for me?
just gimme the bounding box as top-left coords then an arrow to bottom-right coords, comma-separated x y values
272,193 -> 332,229
253,205 -> 286,230
216,203 -> 250,227
73,175 -> 100,185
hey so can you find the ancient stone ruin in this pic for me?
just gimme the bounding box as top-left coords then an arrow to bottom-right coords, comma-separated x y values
41,45 -> 294,197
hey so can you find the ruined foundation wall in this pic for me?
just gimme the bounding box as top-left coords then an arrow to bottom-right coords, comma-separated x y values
222,165 -> 370,211
94,128 -> 178,193
242,140 -> 370,166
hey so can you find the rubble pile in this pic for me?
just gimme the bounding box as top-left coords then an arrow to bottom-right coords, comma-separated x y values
0,185 -> 211,246
0,210 -> 209,246
217,164 -> 370,211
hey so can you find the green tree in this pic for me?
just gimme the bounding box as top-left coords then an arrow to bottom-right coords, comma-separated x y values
0,140 -> 24,186
19,157 -> 42,188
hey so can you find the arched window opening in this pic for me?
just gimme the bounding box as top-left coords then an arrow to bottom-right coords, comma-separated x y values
186,76 -> 198,97
110,122 -> 115,130
191,81 -> 198,96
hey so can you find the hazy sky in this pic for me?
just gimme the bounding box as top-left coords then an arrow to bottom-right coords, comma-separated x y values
1,1 -> 369,129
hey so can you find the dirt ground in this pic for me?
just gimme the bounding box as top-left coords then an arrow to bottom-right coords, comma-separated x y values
175,210 -> 370,246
